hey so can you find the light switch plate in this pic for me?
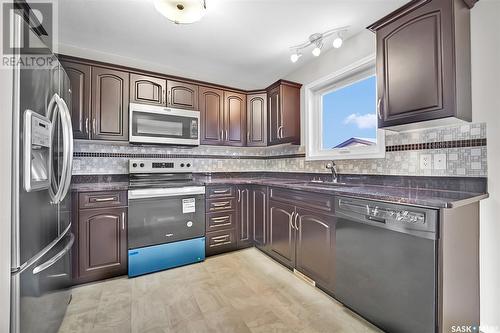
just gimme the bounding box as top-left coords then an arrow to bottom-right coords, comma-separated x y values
434,154 -> 447,170
420,154 -> 432,170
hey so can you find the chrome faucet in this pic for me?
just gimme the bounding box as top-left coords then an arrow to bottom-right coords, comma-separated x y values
325,161 -> 338,183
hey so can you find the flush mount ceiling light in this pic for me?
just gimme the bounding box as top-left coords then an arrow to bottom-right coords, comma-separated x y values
154,0 -> 207,24
289,26 -> 349,63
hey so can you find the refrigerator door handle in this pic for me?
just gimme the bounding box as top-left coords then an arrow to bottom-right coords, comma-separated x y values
32,233 -> 74,275
11,223 -> 72,276
47,93 -> 73,204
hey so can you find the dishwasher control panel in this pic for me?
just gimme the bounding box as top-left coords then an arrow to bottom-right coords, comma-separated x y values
335,197 -> 438,239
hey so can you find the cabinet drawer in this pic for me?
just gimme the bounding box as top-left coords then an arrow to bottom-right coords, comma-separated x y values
207,186 -> 235,199
79,191 -> 127,209
269,187 -> 334,214
206,211 -> 236,232
206,198 -> 236,212
206,229 -> 236,256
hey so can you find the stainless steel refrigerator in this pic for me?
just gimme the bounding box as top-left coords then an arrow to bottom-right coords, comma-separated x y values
10,10 -> 74,333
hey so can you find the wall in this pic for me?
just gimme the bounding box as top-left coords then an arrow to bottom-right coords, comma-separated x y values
0,22 -> 12,333
74,121 -> 487,177
470,1 -> 500,332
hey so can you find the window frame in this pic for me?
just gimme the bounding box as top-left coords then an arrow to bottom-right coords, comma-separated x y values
304,54 -> 385,161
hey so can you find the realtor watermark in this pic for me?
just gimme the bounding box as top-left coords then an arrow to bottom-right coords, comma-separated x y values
451,324 -> 500,333
1,0 -> 58,69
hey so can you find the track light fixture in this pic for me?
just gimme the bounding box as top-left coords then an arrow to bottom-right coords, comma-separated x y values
289,26 -> 348,63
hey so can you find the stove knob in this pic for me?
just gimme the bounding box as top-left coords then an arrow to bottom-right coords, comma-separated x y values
186,163 -> 191,168
180,163 -> 185,167
132,163 -> 137,168
140,163 -> 145,168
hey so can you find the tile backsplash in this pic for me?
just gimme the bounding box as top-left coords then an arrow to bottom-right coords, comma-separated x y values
73,122 -> 487,177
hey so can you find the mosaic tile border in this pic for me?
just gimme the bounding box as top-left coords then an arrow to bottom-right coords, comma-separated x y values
73,152 -> 307,160
386,138 -> 487,152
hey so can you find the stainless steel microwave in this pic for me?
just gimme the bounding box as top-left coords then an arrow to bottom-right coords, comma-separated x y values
129,103 -> 200,146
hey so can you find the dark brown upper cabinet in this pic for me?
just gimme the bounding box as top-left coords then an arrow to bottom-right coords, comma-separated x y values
130,73 -> 166,106
91,67 -> 129,141
368,0 -> 473,130
199,86 -> 224,145
246,93 -> 267,147
60,61 -> 91,139
267,80 -> 301,146
167,80 -> 198,110
224,91 -> 247,146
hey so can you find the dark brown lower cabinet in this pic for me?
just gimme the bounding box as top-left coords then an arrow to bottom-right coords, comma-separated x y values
73,191 -> 128,284
268,200 -> 296,269
267,194 -> 336,293
251,186 -> 267,249
295,208 -> 335,291
236,186 -> 253,249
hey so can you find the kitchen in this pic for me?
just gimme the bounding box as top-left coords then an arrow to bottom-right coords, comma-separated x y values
0,0 -> 499,332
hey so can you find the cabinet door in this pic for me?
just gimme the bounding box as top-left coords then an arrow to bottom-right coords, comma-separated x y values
268,200 -> 295,269
236,187 -> 253,249
130,73 -> 166,106
167,80 -> 198,110
78,207 -> 127,281
199,86 -> 224,145
295,208 -> 335,292
280,84 -> 300,144
247,93 -> 267,147
224,91 -> 246,146
91,67 -> 129,141
267,86 -> 280,145
376,0 -> 455,127
251,186 -> 267,249
61,61 -> 91,139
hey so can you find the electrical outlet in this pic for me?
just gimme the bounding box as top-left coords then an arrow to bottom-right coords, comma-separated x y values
420,154 -> 432,170
434,154 -> 447,170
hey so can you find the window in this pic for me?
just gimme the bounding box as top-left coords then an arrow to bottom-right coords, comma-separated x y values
305,55 -> 385,160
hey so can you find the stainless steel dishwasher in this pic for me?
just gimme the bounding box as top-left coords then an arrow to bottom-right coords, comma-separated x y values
334,196 -> 438,333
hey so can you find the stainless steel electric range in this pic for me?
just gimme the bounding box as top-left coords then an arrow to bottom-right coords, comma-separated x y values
127,159 -> 206,277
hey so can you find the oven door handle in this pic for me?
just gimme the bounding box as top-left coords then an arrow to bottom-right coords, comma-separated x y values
128,186 -> 206,200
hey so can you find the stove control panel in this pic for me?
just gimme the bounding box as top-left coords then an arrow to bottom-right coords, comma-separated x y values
129,159 -> 194,173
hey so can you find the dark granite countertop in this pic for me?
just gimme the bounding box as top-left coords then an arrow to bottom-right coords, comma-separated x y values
71,174 -> 488,209
199,177 -> 488,209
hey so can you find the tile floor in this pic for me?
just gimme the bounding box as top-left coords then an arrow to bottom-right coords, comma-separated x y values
59,248 -> 382,333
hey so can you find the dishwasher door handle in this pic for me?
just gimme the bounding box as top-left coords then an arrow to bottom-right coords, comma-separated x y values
366,215 -> 386,224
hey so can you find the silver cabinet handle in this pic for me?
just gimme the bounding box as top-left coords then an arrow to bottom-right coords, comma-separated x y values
93,118 -> 97,135
212,201 -> 230,207
220,130 -> 224,141
225,130 -> 228,141
247,131 -> 250,143
377,98 -> 383,120
289,211 -> 295,230
94,197 -> 117,202
294,212 -> 299,230
211,215 -> 230,222
122,212 -> 125,230
167,90 -> 171,106
213,189 -> 229,194
85,118 -> 89,135
237,189 -> 241,202
33,233 -> 75,275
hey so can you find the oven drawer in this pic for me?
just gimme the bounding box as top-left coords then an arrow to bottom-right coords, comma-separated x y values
206,229 -> 236,256
207,186 -> 235,199
79,191 -> 127,209
206,211 -> 236,232
206,198 -> 236,212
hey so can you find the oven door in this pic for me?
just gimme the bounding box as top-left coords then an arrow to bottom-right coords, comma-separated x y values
128,187 -> 205,249
129,103 -> 199,145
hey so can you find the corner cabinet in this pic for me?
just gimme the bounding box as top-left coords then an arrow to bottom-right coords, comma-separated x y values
267,80 -> 301,146
224,91 -> 246,146
246,93 -> 267,147
72,191 -> 128,284
368,0 -> 474,129
91,67 -> 129,141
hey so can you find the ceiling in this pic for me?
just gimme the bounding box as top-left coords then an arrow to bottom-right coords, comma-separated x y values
58,0 -> 409,90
